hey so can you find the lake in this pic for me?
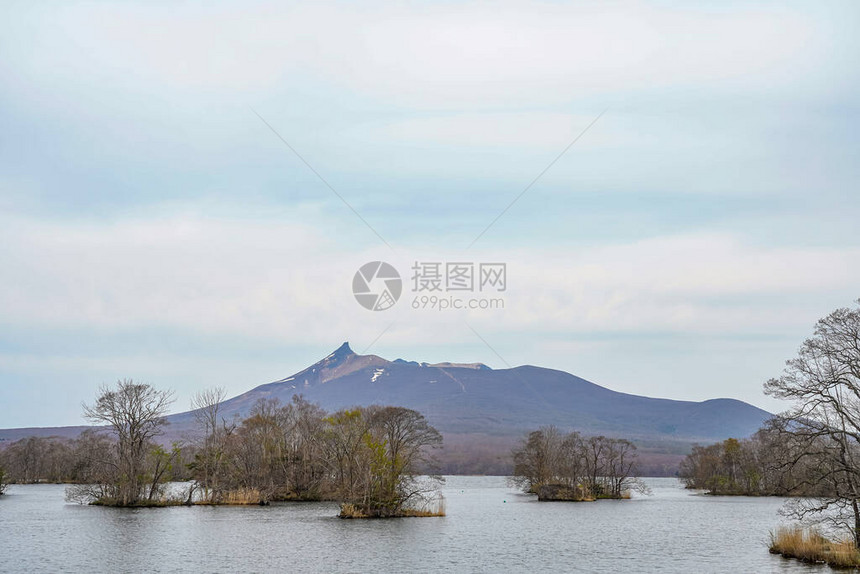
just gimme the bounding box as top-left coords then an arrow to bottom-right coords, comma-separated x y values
0,477 -> 826,573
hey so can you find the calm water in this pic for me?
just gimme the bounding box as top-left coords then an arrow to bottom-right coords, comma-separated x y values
0,477 -> 827,573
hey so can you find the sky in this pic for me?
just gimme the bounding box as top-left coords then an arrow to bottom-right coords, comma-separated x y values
1,0 -> 859,427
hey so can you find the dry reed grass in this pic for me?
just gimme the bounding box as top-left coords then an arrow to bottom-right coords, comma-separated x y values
339,498 -> 446,519
206,488 -> 265,506
770,526 -> 860,568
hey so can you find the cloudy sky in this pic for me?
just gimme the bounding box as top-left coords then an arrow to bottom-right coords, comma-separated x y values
1,0 -> 858,427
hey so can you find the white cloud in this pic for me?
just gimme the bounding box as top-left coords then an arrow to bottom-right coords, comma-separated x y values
1,1 -> 821,108
1,212 -> 856,345
1,209 -> 856,421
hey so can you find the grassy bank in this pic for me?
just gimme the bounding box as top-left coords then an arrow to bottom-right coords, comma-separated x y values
535,483 -> 632,502
339,499 -> 446,519
769,526 -> 860,568
195,488 -> 269,506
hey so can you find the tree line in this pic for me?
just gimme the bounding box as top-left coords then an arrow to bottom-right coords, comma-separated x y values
0,432 -> 190,490
679,428 -> 833,497
510,425 -> 643,501
0,380 -> 443,517
682,299 -> 860,550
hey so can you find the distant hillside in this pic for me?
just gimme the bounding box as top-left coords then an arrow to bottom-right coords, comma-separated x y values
0,342 -> 771,474
169,342 -> 769,440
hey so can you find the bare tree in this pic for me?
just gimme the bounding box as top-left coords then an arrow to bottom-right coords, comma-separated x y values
192,387 -> 226,437
81,379 -> 174,506
603,438 -> 639,497
510,426 -> 564,493
367,406 -> 443,515
582,436 -> 609,496
280,395 -> 327,499
764,299 -> 860,545
322,406 -> 443,517
65,430 -> 118,504
190,387 -> 228,502
322,408 -> 373,504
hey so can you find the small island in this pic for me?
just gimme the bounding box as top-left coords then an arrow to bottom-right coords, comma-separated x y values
510,426 -> 644,501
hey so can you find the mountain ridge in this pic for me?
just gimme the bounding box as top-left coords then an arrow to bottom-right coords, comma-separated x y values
167,342 -> 769,440
0,342 -> 772,474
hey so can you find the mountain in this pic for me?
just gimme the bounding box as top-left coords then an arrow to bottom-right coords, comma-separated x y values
172,342 -> 768,440
167,342 -> 770,473
0,342 -> 772,474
